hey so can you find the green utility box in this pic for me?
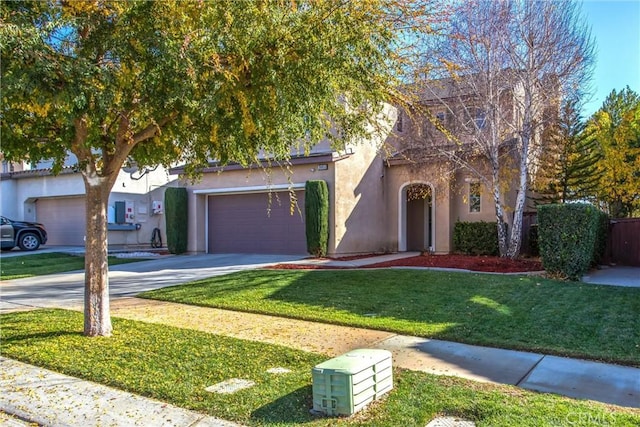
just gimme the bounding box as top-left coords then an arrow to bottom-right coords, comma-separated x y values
312,349 -> 393,416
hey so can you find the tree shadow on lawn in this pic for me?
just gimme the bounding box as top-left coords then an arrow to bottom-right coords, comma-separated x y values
262,270 -> 640,364
1,330 -> 83,344
250,384 -> 320,424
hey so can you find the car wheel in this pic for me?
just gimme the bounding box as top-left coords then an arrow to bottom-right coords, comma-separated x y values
18,232 -> 41,251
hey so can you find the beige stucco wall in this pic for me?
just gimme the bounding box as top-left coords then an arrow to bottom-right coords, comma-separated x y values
450,172 -> 496,224
449,163 -> 520,227
332,143 -> 387,255
330,104 -> 397,255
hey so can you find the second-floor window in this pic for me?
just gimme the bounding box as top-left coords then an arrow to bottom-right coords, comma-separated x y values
396,111 -> 403,132
475,110 -> 486,129
469,182 -> 481,213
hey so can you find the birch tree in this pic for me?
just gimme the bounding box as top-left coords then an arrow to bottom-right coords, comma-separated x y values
412,0 -> 594,257
1,0 -> 426,336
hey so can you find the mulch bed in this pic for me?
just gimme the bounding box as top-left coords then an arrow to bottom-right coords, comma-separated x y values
266,264 -> 346,270
268,253 -> 543,273
364,254 -> 543,273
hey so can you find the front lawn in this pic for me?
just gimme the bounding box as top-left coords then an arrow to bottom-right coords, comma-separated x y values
140,269 -> 640,366
0,252 -> 144,280
2,309 -> 638,426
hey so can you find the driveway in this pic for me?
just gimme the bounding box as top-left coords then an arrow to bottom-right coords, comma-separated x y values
0,253 -> 304,312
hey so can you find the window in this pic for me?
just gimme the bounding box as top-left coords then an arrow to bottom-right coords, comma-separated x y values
469,182 -> 481,213
435,111 -> 446,122
396,111 -> 403,132
475,110 -> 486,129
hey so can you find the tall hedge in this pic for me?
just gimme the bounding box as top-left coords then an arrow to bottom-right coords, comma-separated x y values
305,180 -> 329,257
164,187 -> 188,254
538,203 -> 601,280
453,221 -> 499,256
593,210 -> 610,266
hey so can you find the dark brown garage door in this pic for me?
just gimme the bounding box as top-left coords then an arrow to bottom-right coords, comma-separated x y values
36,197 -> 87,246
208,191 -> 306,254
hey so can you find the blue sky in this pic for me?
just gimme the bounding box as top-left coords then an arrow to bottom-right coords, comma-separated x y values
581,0 -> 640,116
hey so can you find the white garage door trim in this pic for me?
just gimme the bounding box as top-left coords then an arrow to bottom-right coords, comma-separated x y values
194,183 -> 306,196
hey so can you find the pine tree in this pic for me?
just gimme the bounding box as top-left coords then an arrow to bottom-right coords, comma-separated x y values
533,98 -> 602,204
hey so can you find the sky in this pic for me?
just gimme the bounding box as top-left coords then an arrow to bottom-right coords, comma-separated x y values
580,0 -> 640,116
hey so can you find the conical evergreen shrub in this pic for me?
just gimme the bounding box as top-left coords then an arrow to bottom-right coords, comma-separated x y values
164,187 -> 188,254
305,180 -> 329,257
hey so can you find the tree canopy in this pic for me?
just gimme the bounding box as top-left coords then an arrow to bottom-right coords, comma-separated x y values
2,0 -> 407,174
588,87 -> 640,217
1,0 -> 422,336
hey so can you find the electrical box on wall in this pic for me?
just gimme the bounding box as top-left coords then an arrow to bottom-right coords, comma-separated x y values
152,200 -> 163,215
125,201 -> 135,223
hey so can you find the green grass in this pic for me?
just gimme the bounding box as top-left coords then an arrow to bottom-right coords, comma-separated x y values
0,252 -> 144,280
2,309 -> 638,426
140,269 -> 640,366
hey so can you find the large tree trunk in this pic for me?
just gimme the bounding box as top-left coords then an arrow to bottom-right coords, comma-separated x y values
83,177 -> 112,337
489,148 -> 510,257
492,185 -> 510,257
507,167 -> 527,259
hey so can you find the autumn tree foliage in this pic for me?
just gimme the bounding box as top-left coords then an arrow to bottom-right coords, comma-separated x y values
411,0 -> 594,258
588,87 -> 640,217
1,1 -> 426,336
532,98 -> 601,204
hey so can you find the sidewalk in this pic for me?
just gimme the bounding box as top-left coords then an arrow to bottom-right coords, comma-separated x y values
0,357 -> 244,427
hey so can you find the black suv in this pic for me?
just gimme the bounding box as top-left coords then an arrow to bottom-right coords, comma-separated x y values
0,216 -> 48,251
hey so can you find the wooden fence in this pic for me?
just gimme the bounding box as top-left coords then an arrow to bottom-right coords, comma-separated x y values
606,218 -> 640,266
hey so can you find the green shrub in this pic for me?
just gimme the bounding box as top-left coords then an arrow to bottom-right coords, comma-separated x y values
164,187 -> 188,254
592,210 -> 609,266
538,203 -> 601,280
453,221 -> 499,256
528,224 -> 539,257
304,180 -> 329,257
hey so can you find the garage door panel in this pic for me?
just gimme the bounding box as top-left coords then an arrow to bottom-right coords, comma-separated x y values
36,197 -> 86,246
208,191 -> 306,254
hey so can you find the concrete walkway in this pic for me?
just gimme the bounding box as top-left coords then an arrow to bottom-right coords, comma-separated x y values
582,265 -> 640,287
0,357 -> 243,427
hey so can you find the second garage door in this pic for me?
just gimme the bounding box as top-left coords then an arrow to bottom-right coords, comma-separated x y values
208,191 -> 306,254
36,196 -> 87,246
